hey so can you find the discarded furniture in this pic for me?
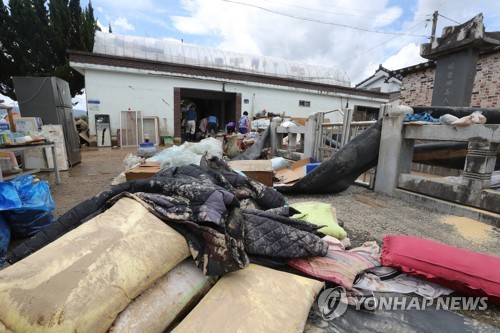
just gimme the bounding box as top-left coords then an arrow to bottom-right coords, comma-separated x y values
0,142 -> 60,184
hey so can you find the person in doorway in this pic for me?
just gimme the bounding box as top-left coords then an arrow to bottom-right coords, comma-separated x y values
186,105 -> 197,141
206,115 -> 219,137
226,121 -> 236,134
239,111 -> 250,134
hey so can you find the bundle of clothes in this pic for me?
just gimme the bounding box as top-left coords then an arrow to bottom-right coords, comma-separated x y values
7,154 -> 328,276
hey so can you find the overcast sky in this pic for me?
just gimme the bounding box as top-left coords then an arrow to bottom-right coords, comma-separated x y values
2,0 -> 500,109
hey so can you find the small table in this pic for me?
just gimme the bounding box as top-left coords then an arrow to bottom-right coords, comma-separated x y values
0,142 -> 60,184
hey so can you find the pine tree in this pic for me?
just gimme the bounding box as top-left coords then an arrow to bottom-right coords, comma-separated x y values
0,2 -> 13,96
81,1 -> 98,51
0,0 -> 99,99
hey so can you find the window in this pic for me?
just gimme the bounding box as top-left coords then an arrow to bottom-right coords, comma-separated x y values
299,100 -> 311,107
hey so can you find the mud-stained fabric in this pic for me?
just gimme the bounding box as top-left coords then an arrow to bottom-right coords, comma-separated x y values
8,156 -> 327,277
109,260 -> 215,333
172,264 -> 324,333
0,198 -> 190,333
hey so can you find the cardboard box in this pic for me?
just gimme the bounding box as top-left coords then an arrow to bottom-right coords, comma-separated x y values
125,162 -> 160,181
227,160 -> 274,186
274,157 -> 312,184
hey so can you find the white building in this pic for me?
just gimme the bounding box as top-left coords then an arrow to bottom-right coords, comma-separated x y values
70,32 -> 389,146
355,64 -> 402,93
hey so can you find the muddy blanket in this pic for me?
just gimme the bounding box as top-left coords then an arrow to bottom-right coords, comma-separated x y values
8,156 -> 327,276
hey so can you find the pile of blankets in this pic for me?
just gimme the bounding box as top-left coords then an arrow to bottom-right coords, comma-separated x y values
7,155 -> 328,276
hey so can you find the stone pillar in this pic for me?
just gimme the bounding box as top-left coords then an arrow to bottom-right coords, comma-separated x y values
304,112 -> 318,158
431,48 -> 479,106
420,13 -> 500,107
269,118 -> 282,157
462,140 -> 498,189
374,105 -> 414,195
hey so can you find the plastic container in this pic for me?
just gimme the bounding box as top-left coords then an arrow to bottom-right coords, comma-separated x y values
306,163 -> 321,174
136,142 -> 157,158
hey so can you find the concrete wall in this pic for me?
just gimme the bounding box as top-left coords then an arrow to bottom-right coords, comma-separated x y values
400,52 -> 500,107
83,67 -> 386,141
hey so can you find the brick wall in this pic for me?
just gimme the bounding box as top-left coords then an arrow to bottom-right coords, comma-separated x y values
400,52 -> 500,108
471,52 -> 500,108
400,67 -> 434,106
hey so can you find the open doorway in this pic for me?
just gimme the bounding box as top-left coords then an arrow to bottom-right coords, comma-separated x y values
174,88 -> 241,142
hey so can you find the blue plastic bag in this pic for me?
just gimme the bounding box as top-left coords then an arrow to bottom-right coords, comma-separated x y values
4,175 -> 56,238
0,213 -> 10,266
10,174 -> 36,193
0,182 -> 22,211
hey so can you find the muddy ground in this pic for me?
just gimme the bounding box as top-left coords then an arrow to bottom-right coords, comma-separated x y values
34,146 -> 499,328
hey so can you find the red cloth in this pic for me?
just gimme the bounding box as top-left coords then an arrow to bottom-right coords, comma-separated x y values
381,235 -> 500,304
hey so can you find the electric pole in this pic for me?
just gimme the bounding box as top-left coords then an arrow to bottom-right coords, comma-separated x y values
430,11 -> 438,44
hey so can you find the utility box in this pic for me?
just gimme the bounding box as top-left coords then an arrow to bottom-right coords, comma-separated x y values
95,114 -> 111,147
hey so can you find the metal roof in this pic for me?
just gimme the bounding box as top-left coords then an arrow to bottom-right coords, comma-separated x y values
93,31 -> 351,87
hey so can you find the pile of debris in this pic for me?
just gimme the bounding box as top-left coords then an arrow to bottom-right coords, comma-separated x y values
0,153 -> 499,332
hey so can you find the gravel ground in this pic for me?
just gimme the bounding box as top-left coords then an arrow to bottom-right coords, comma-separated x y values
33,146 -> 500,328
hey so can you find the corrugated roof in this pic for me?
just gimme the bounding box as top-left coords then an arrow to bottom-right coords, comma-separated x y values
93,31 -> 351,87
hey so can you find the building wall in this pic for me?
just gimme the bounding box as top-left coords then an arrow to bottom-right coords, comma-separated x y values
472,52 -> 500,108
83,66 -> 386,141
400,52 -> 500,107
399,67 -> 434,106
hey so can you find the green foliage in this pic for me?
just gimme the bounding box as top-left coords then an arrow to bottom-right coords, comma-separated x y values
0,0 -> 100,100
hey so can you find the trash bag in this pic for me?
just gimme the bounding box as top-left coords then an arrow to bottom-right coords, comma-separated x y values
0,182 -> 22,211
123,153 -> 142,170
0,214 -> 9,266
3,175 -> 56,238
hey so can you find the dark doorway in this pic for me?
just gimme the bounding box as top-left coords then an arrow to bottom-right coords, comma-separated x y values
174,88 -> 241,142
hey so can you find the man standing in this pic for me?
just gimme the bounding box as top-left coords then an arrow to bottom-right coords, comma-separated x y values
186,105 -> 197,141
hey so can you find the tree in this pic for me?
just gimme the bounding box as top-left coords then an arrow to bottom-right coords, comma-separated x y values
108,22 -> 112,33
0,0 -> 99,99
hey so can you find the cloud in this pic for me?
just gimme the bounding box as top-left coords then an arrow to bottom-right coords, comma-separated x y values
85,0 -> 500,86
383,43 -> 426,70
96,19 -> 106,32
114,17 -> 135,32
0,93 -> 16,107
72,90 -> 87,111
170,0 -> 427,84
373,6 -> 404,28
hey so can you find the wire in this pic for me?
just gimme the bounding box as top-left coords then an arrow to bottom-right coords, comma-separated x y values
353,21 -> 428,59
222,0 -> 429,37
260,0 -> 428,17
438,14 -> 461,25
341,21 -> 429,80
246,0 -> 428,22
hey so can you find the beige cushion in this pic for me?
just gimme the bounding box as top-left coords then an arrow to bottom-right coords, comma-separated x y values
0,197 -> 190,333
109,259 -> 214,333
172,264 -> 324,333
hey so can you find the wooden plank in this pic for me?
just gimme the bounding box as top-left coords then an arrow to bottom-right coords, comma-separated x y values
6,108 -> 16,132
227,160 -> 274,186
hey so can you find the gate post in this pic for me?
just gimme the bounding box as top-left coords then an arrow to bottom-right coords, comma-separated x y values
374,105 -> 414,195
